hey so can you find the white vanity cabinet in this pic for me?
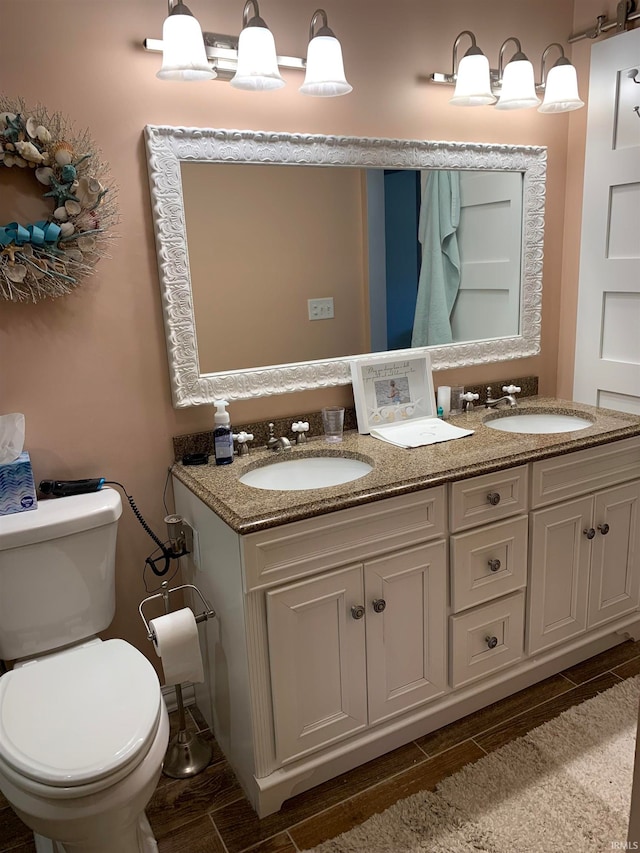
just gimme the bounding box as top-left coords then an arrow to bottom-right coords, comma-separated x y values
528,439 -> 640,654
172,433 -> 640,818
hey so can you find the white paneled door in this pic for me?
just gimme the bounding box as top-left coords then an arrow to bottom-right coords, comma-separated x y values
452,171 -> 523,343
574,28 -> 640,412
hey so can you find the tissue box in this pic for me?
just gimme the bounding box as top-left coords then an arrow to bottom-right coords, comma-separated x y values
0,451 -> 37,516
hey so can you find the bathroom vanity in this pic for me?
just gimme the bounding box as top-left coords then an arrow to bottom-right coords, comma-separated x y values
172,398 -> 640,816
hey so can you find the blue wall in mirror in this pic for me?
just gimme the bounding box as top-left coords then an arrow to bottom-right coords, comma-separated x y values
384,170 -> 421,351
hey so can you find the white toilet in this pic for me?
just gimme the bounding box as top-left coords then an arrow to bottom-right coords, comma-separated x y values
0,489 -> 170,853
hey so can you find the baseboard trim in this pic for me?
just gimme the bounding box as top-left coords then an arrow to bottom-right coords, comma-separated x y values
161,682 -> 196,713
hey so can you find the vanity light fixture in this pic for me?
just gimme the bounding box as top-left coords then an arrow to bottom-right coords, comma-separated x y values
145,1 -> 352,97
494,38 -> 540,110
156,1 -> 216,81
299,9 -> 352,97
448,31 -> 496,106
430,31 -> 584,113
230,0 -> 284,91
537,44 -> 585,113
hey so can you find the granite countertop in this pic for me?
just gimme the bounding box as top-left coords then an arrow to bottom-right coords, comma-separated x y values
171,398 -> 640,535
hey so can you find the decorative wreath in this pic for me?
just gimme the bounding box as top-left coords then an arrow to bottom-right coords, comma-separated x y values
0,97 -> 118,302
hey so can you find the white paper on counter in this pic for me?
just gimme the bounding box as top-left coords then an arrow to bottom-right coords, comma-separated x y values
370,417 -> 474,448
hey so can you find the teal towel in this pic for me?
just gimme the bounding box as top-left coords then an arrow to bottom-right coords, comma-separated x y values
411,170 -> 461,346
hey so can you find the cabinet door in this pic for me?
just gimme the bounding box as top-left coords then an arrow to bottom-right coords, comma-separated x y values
527,496 -> 592,654
365,541 -> 447,725
266,565 -> 367,765
588,481 -> 640,629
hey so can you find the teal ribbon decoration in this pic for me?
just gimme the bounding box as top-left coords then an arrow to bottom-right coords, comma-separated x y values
0,220 -> 61,248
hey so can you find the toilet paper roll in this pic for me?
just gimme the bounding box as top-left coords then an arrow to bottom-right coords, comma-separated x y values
149,608 -> 204,687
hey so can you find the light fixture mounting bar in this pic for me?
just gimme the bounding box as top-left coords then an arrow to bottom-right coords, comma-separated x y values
143,37 -> 306,74
429,69 -> 503,88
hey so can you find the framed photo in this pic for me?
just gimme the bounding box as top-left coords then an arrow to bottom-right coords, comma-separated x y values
350,352 -> 436,434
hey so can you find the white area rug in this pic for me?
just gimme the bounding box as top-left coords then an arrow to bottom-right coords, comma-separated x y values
304,676 -> 640,852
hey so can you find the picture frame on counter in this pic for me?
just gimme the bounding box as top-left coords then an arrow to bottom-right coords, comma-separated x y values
350,352 -> 436,435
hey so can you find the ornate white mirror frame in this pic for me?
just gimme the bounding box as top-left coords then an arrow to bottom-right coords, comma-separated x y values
145,126 -> 546,408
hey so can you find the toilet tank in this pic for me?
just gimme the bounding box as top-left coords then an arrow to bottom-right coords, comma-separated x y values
0,489 -> 122,661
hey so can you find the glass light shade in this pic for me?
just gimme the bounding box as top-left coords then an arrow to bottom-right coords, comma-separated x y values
299,35 -> 352,97
450,53 -> 496,106
157,13 -> 215,81
495,59 -> 540,110
230,25 -> 285,91
538,63 -> 584,113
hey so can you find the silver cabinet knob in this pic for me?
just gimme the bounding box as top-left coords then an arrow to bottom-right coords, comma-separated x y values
485,635 -> 498,649
351,605 -> 365,620
583,527 -> 596,540
487,492 -> 501,506
372,599 -> 386,613
488,558 -> 501,572
598,523 -> 610,535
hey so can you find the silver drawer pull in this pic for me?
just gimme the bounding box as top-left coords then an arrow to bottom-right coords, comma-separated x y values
372,599 -> 386,613
583,527 -> 596,540
598,523 -> 610,535
488,558 -> 501,573
485,635 -> 498,649
351,605 -> 365,620
487,492 -> 501,506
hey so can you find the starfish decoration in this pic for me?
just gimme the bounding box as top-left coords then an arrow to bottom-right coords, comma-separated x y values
1,112 -> 23,144
42,173 -> 79,207
1,244 -> 18,263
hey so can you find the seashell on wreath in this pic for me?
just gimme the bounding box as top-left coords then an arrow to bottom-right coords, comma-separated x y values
35,166 -> 54,185
52,140 -> 74,167
15,140 -> 46,164
5,264 -> 27,283
25,116 -> 39,139
0,97 -> 118,302
59,221 -> 75,237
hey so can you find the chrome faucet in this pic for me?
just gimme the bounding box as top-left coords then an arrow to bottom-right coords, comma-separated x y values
266,423 -> 292,452
485,385 -> 521,408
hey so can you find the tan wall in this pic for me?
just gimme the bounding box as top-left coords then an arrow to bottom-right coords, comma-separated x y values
184,163 -> 368,372
1,0 -> 577,663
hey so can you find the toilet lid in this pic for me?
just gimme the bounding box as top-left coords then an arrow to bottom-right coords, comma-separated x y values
0,639 -> 161,787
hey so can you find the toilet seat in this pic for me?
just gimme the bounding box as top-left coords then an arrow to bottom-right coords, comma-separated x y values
0,639 -> 161,791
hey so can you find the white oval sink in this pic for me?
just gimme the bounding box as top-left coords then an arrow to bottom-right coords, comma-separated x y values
485,412 -> 592,434
240,456 -> 373,491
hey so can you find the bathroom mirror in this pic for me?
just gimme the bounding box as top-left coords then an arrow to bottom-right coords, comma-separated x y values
145,126 -> 546,407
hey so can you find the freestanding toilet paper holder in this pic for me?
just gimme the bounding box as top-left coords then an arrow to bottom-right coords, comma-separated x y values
139,581 -> 216,778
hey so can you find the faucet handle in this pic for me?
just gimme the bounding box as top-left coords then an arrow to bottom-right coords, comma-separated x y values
233,431 -> 254,456
292,421 -> 310,444
502,385 -> 521,395
460,392 -> 479,411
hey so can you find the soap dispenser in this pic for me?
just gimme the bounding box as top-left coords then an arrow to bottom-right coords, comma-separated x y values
213,399 -> 234,466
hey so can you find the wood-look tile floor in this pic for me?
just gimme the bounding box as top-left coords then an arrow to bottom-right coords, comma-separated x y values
2,639 -> 640,853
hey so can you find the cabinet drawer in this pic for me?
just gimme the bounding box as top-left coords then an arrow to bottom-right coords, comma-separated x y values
450,591 -> 525,688
243,486 -> 446,591
449,466 -> 528,532
450,515 -> 528,613
531,436 -> 640,509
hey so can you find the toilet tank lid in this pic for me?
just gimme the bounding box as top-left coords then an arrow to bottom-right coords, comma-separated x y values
0,488 -> 122,551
